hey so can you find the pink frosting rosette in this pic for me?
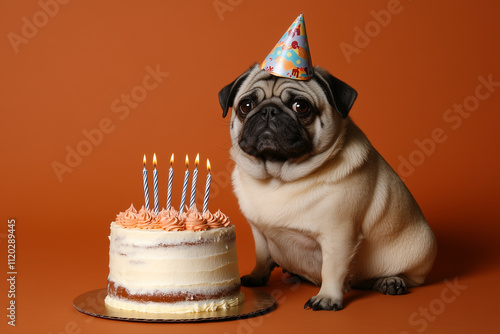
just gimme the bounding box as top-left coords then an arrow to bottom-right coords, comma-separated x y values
155,208 -> 185,231
115,204 -> 138,228
183,205 -> 208,232
214,209 -> 231,227
203,210 -> 223,229
135,206 -> 154,229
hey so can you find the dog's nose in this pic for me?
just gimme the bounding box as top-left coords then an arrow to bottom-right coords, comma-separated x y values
260,105 -> 278,121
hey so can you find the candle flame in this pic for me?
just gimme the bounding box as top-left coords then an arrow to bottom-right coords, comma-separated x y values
185,154 -> 189,169
207,159 -> 211,172
195,153 -> 200,167
153,153 -> 157,168
143,154 -> 146,166
170,153 -> 174,166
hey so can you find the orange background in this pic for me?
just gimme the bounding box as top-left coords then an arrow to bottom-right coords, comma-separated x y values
1,0 -> 499,333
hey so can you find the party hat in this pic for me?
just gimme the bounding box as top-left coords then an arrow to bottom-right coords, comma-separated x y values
260,13 -> 313,80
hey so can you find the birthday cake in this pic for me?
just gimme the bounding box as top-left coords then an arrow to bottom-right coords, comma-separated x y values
104,204 -> 244,313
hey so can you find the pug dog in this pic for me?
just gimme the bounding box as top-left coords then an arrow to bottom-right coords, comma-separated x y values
218,64 -> 437,311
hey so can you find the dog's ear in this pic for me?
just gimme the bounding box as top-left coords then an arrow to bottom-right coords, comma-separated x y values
218,69 -> 252,118
314,67 -> 357,118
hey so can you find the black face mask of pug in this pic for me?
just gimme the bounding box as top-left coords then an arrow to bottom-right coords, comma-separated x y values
219,64 -> 437,311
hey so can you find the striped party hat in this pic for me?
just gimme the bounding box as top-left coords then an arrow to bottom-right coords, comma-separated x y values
260,13 -> 313,80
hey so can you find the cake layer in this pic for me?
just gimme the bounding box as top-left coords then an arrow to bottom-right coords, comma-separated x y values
109,243 -> 239,288
108,223 -> 239,290
104,292 -> 245,313
107,280 -> 241,302
109,221 -> 235,245
109,253 -> 239,285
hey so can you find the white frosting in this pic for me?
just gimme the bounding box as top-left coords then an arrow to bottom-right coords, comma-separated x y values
106,223 -> 243,313
104,292 -> 244,314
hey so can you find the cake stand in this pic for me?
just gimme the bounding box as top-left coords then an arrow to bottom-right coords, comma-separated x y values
73,287 -> 276,323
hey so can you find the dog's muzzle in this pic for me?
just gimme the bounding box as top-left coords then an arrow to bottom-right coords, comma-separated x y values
238,104 -> 312,161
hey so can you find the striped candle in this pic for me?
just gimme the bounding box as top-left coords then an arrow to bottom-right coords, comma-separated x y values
189,153 -> 199,208
202,159 -> 211,215
142,154 -> 150,211
179,155 -> 189,213
153,153 -> 159,215
166,153 -> 174,210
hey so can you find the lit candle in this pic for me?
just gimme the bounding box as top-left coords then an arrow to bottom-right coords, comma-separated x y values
142,154 -> 150,211
166,153 -> 174,210
179,155 -> 189,213
189,153 -> 200,208
153,153 -> 159,215
202,159 -> 211,215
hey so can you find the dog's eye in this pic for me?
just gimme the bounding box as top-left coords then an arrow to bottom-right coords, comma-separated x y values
292,100 -> 309,114
239,99 -> 253,114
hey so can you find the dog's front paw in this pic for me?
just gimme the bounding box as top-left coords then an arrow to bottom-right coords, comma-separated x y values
241,274 -> 268,287
304,295 -> 343,311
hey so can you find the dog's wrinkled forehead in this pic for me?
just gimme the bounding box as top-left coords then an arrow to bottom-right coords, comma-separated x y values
219,65 -> 357,119
235,69 -> 325,108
